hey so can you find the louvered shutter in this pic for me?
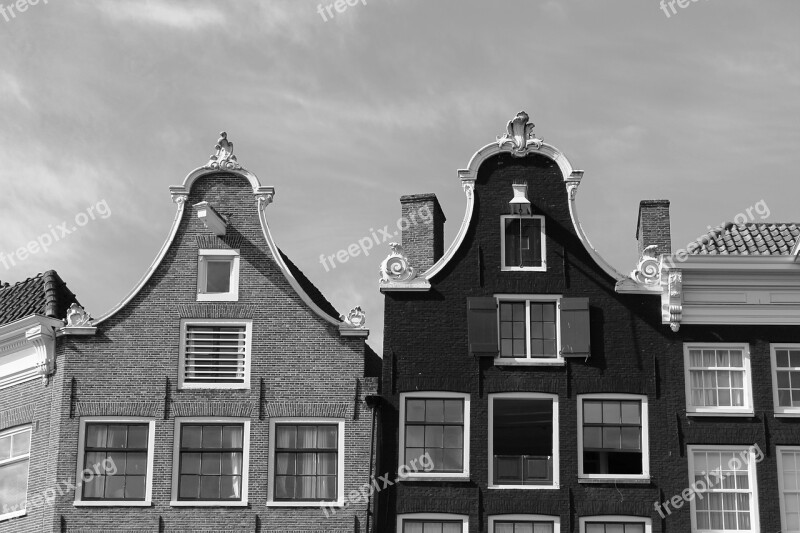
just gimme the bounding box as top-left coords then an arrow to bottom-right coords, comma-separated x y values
559,298 -> 590,358
183,325 -> 247,384
467,297 -> 499,357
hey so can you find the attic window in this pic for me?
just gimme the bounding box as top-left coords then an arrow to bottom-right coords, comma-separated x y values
197,249 -> 239,302
501,215 -> 546,271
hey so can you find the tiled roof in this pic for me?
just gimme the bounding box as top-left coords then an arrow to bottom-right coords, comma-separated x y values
278,249 -> 340,321
0,270 -> 79,327
690,223 -> 800,256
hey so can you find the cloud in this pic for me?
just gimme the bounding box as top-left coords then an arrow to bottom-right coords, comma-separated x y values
0,71 -> 31,110
92,0 -> 225,29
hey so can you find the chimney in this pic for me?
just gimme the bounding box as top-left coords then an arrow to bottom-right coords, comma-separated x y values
636,200 -> 672,257
400,193 -> 446,272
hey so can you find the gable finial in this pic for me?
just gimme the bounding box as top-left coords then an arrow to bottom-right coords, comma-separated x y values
497,111 -> 543,156
205,131 -> 242,171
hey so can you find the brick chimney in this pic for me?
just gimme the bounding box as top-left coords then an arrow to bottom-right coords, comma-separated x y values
400,193 -> 446,272
636,200 -> 672,257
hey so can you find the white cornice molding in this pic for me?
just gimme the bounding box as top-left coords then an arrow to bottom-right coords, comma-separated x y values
0,315 -> 62,389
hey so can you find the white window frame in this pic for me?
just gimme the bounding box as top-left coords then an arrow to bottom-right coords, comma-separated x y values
500,214 -> 547,272
397,513 -> 468,533
178,319 -> 252,390
495,294 -> 564,366
577,394 -> 649,482
398,392 -> 471,481
197,249 -> 240,302
489,514 -> 560,533
170,417 -> 250,507
771,343 -> 800,417
683,343 -> 753,416
777,445 -> 800,533
74,417 -> 155,506
578,516 -> 652,533
488,392 -> 559,489
0,425 -> 31,522
687,444 -> 760,533
266,417 -> 345,507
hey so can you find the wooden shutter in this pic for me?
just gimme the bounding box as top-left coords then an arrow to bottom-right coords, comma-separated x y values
467,297 -> 498,357
560,298 -> 590,358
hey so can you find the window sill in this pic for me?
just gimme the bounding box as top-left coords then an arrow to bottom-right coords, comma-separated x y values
178,384 -> 250,390
397,475 -> 471,482
686,410 -> 754,418
170,500 -> 248,507
196,294 -> 239,302
578,477 -> 650,484
774,411 -> 800,417
500,267 -> 547,272
0,509 -> 25,522
494,359 -> 564,367
74,501 -> 152,507
266,500 -> 344,508
488,484 -> 559,490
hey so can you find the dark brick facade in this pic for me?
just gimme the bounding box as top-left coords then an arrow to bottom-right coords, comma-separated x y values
378,151 -> 795,532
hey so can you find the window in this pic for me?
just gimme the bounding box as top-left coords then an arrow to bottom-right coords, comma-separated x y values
399,392 -> 470,479
684,344 -> 753,416
197,249 -> 240,301
579,517 -> 651,533
397,513 -> 468,533
489,514 -> 560,533
577,395 -> 649,481
779,447 -> 800,533
171,418 -> 250,506
179,320 -> 251,390
75,418 -> 155,506
467,297 -> 590,360
687,445 -> 759,532
0,426 -> 30,521
501,215 -> 545,271
489,393 -> 558,489
267,418 -> 344,507
771,344 -> 800,416
499,299 -> 559,361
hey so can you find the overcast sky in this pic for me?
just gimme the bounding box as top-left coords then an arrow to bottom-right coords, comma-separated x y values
1,0 -> 798,354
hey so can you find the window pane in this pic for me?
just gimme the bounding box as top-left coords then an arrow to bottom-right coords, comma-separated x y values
127,425 -> 149,449
444,400 -> 463,423
106,425 -> 127,448
0,435 -> 10,461
125,475 -> 146,499
426,401 -> 445,423
206,260 -> 231,293
86,424 -> 108,448
182,426 -> 202,448
584,402 -> 602,424
11,430 -> 31,456
0,459 -> 29,509
407,400 -> 426,422
223,426 -> 243,448
202,426 -> 222,449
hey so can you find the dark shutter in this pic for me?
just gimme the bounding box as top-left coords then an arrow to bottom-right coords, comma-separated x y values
560,298 -> 590,358
467,297 -> 498,357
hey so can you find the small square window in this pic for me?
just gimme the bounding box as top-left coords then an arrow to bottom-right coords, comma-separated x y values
197,249 -> 239,301
501,215 -> 545,271
684,344 -> 753,416
771,344 -> 800,416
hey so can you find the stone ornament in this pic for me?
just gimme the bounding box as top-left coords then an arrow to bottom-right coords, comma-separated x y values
65,303 -> 92,327
668,270 -> 683,332
380,243 -> 416,283
631,245 -> 661,285
340,306 -> 366,328
205,131 -> 242,171
497,111 -> 543,156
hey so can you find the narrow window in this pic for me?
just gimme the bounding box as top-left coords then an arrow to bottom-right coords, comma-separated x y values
778,447 -> 800,533
772,345 -> 800,416
178,424 -> 244,501
501,215 -> 545,271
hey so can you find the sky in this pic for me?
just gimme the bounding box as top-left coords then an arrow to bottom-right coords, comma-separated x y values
0,0 -> 798,355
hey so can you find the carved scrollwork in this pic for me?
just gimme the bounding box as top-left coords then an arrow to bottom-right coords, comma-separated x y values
172,194 -> 189,205
256,192 -> 274,212
340,306 -> 366,328
379,243 -> 416,283
668,270 -> 683,331
497,111 -> 543,156
631,245 -> 661,285
462,181 -> 474,200
65,303 -> 92,327
204,131 -> 242,171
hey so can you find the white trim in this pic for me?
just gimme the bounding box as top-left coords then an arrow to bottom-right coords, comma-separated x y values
0,425 -> 31,522
418,140 -> 624,284
488,393 -> 559,490
494,295 -> 564,365
683,343 -> 753,416
170,417 -> 250,506
196,249 -> 240,302
777,445 -> 800,533
398,392 -> 471,481
266,417 -> 345,507
577,394 -> 649,481
0,316 -> 61,390
770,344 -> 800,416
178,319 -> 252,390
73,417 -> 155,506
489,515 -> 560,532
397,513 -> 468,533
500,215 -> 547,272
687,444 -> 760,533
578,515 -> 652,533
